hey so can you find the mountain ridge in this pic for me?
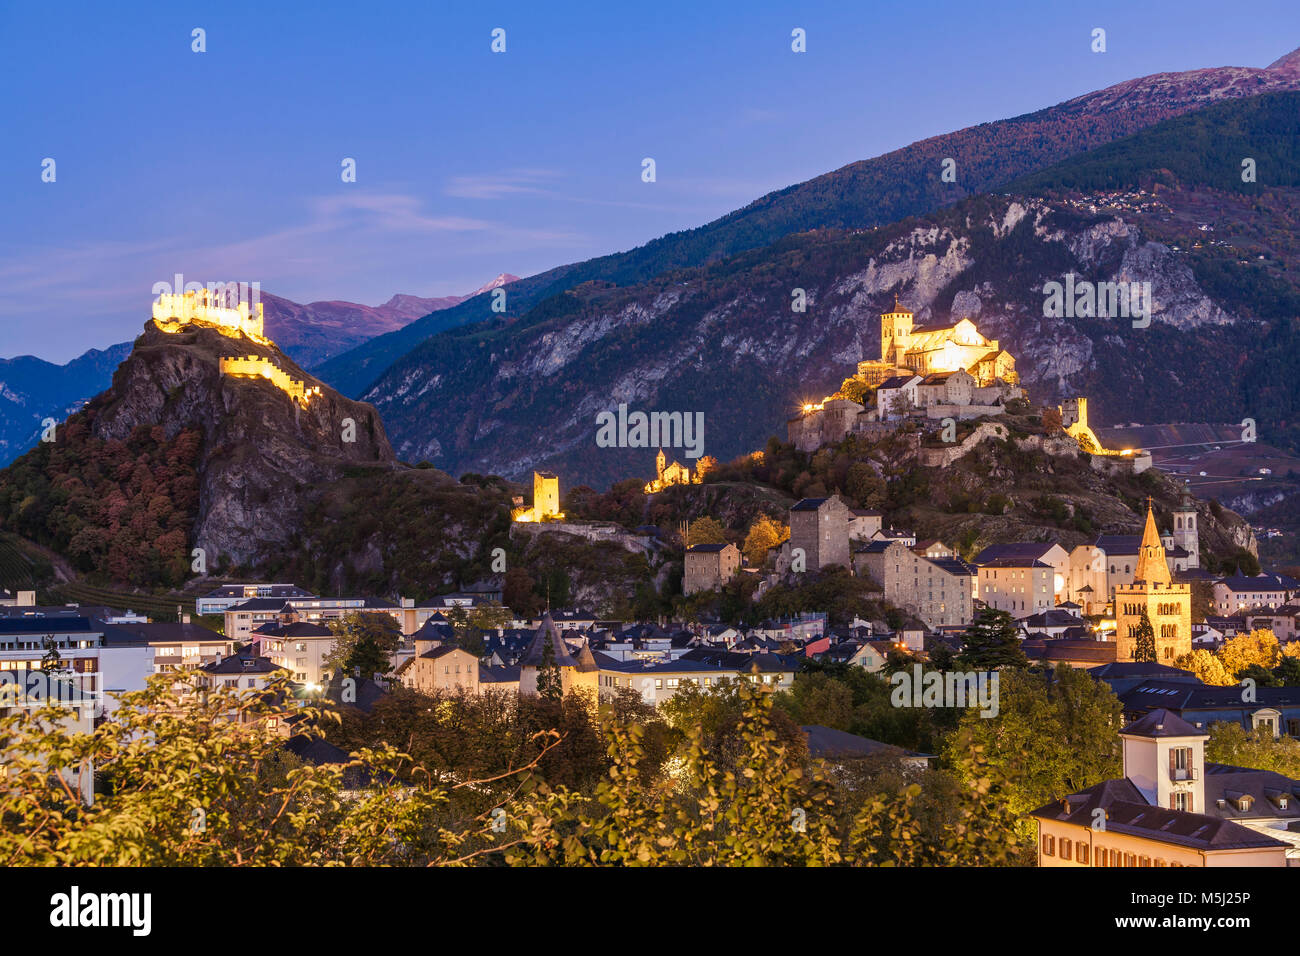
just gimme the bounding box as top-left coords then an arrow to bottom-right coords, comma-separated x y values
356,92 -> 1300,490
314,45 -> 1300,399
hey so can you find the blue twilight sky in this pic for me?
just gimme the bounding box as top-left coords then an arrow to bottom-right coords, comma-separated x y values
2,0 -> 1298,362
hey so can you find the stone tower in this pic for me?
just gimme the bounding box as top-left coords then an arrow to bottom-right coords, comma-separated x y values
880,295 -> 914,367
1172,500 -> 1200,569
533,471 -> 560,519
1114,503 -> 1191,663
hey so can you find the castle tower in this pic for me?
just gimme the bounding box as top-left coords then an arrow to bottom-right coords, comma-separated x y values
1059,397 -> 1085,430
1115,502 -> 1191,663
533,471 -> 560,519
880,295 -> 914,367
1172,500 -> 1200,570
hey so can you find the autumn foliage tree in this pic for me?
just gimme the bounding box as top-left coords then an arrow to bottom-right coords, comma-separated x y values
742,514 -> 789,566
0,416 -> 202,588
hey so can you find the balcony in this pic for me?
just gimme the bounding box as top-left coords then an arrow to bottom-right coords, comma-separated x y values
1170,765 -> 1199,782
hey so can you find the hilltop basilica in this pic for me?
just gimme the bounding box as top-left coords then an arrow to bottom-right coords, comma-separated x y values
788,298 -> 1023,452
854,296 -> 1018,387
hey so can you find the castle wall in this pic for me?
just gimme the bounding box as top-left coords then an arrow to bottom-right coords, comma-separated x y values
924,403 -> 1004,421
219,356 -> 321,406
916,422 -> 1009,468
153,289 -> 266,341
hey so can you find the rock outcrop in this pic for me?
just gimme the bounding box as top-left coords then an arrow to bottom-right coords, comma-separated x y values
92,321 -> 395,566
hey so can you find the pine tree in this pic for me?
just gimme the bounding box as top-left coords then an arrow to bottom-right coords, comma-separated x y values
956,608 -> 1028,670
1132,608 -> 1157,663
536,637 -> 563,701
39,636 -> 65,675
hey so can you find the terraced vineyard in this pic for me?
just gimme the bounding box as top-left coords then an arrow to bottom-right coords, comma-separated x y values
44,581 -> 194,621
0,532 -> 48,593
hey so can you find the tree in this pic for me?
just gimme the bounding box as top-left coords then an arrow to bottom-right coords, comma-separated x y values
956,608 -> 1028,669
1132,609 -> 1156,663
1190,579 -> 1216,623
1206,722 -> 1300,779
1041,407 -> 1063,434
943,665 -> 1122,841
1275,654 -> 1300,687
1217,628 -> 1280,680
1175,648 -> 1232,686
0,671 -> 556,866
685,517 -> 728,548
503,566 -> 539,618
845,462 -> 886,509
833,377 -> 870,405
742,515 -> 789,566
326,612 -> 402,681
39,636 -> 65,675
535,638 -> 563,702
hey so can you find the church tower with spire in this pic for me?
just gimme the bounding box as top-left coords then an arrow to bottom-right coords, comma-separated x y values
1114,501 -> 1192,663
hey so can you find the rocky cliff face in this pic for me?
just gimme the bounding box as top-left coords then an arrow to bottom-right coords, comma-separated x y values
361,190 -> 1266,489
93,322 -> 395,566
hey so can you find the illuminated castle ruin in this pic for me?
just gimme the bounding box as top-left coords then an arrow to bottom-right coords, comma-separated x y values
512,471 -> 564,522
219,356 -> 322,407
1058,398 -> 1148,468
788,299 -> 1021,451
856,297 -> 1017,387
152,287 -> 270,345
151,289 -> 320,406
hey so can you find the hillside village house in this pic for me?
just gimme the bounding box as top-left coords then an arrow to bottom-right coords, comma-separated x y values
0,616 -> 150,719
788,496 -> 854,572
848,509 -> 883,541
596,650 -> 796,707
252,620 -> 335,686
0,589 -> 35,607
105,621 -> 235,676
198,653 -> 286,694
976,556 -> 1055,618
1031,710 -> 1293,867
854,539 -> 975,628
399,641 -> 482,696
0,670 -> 96,804
1113,677 -> 1300,740
684,542 -> 741,595
1213,573 -> 1298,614
1245,605 -> 1300,641
0,615 -> 242,719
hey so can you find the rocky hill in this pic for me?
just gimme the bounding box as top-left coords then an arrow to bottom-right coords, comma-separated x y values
315,45 -> 1300,399
0,319 -> 395,580
352,93 -> 1300,491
